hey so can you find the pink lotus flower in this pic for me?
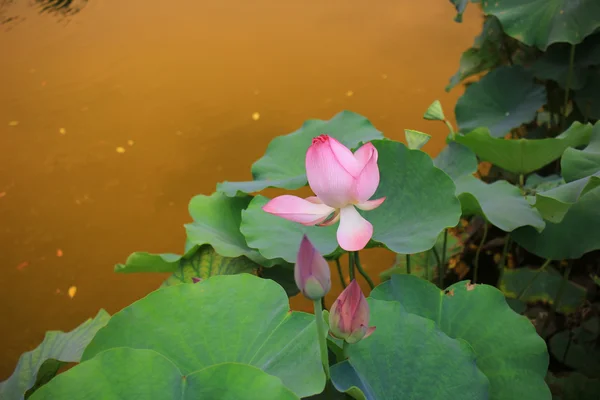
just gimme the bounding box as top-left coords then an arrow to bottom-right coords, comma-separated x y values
262,135 -> 385,251
328,279 -> 376,344
295,235 -> 331,300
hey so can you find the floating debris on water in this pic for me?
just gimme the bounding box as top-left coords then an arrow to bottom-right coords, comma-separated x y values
116,146 -> 126,153
56,249 -> 63,257
381,73 -> 388,79
0,192 -> 6,198
68,286 -> 77,298
59,128 -> 66,135
252,112 -> 260,121
8,121 -> 19,126
127,139 -> 134,146
346,90 -> 354,97
16,261 -> 28,271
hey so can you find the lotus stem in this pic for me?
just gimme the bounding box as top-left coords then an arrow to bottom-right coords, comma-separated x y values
561,43 -> 576,130
335,258 -> 347,288
406,254 -> 411,275
473,222 -> 488,283
354,251 -> 375,290
553,262 -> 572,313
439,229 -> 449,288
432,246 -> 443,288
342,341 -> 351,359
425,250 -> 431,281
517,259 -> 552,300
348,253 -> 355,281
313,299 -> 330,379
497,236 -> 511,287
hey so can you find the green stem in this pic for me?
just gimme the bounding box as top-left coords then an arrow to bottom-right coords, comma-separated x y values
354,251 -> 375,289
424,250 -> 431,281
497,236 -> 511,287
348,253 -> 355,281
432,246 -> 443,288
335,258 -> 347,289
406,254 -> 411,275
443,119 -> 456,140
473,222 -> 488,283
553,262 -> 572,313
440,229 -> 448,288
342,341 -> 350,359
561,44 -> 576,130
313,299 -> 330,379
517,259 -> 552,300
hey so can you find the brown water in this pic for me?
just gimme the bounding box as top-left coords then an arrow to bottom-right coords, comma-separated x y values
0,0 -> 481,378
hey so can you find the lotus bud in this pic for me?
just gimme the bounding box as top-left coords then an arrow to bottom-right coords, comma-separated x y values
295,235 -> 331,300
329,280 -> 376,344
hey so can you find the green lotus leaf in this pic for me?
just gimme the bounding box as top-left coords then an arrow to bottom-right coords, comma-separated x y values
454,122 -> 594,174
217,111 -> 384,196
483,0 -> 600,50
434,142 -> 545,232
561,122 -> 600,182
532,33 -> 600,89
446,16 -> 503,91
82,274 -> 325,398
550,326 -> 600,378
574,69 -> 600,120
159,245 -> 258,287
500,266 -> 587,314
330,299 -> 489,400
546,372 -> 600,400
0,310 -> 110,400
529,172 -> 600,223
512,185 -> 600,259
30,348 -> 299,400
423,99 -> 445,121
404,129 -> 431,150
455,66 -> 546,137
367,140 -> 462,254
456,175 -> 545,231
371,274 -> 551,400
449,0 -> 480,23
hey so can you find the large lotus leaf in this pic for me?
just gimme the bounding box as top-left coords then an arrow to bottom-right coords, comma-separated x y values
371,274 -> 551,400
81,274 -> 324,397
433,142 -> 479,180
550,327 -> 600,378
561,122 -> 600,182
500,267 -> 587,314
512,185 -> 600,259
367,140 -> 462,254
330,298 -> 489,400
530,172 -> 600,223
30,348 -> 299,400
483,0 -> 600,50
217,111 -> 384,196
0,310 -> 110,400
532,33 -> 600,89
575,69 -> 600,120
447,16 -> 503,91
455,66 -> 546,137
184,193 -> 262,259
547,372 -> 600,400
240,195 -> 339,263
454,122 -> 594,174
433,142 -> 545,231
456,175 -> 545,231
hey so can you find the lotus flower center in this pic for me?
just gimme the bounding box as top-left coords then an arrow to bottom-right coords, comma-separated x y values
312,134 -> 329,145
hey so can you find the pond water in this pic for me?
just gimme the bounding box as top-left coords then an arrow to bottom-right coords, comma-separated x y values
0,0 -> 481,378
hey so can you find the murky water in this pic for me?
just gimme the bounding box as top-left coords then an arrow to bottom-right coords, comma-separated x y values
0,0 -> 481,377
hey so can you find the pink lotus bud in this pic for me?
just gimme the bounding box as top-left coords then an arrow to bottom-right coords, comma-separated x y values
295,235 -> 331,300
191,277 -> 202,283
329,280 -> 376,344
